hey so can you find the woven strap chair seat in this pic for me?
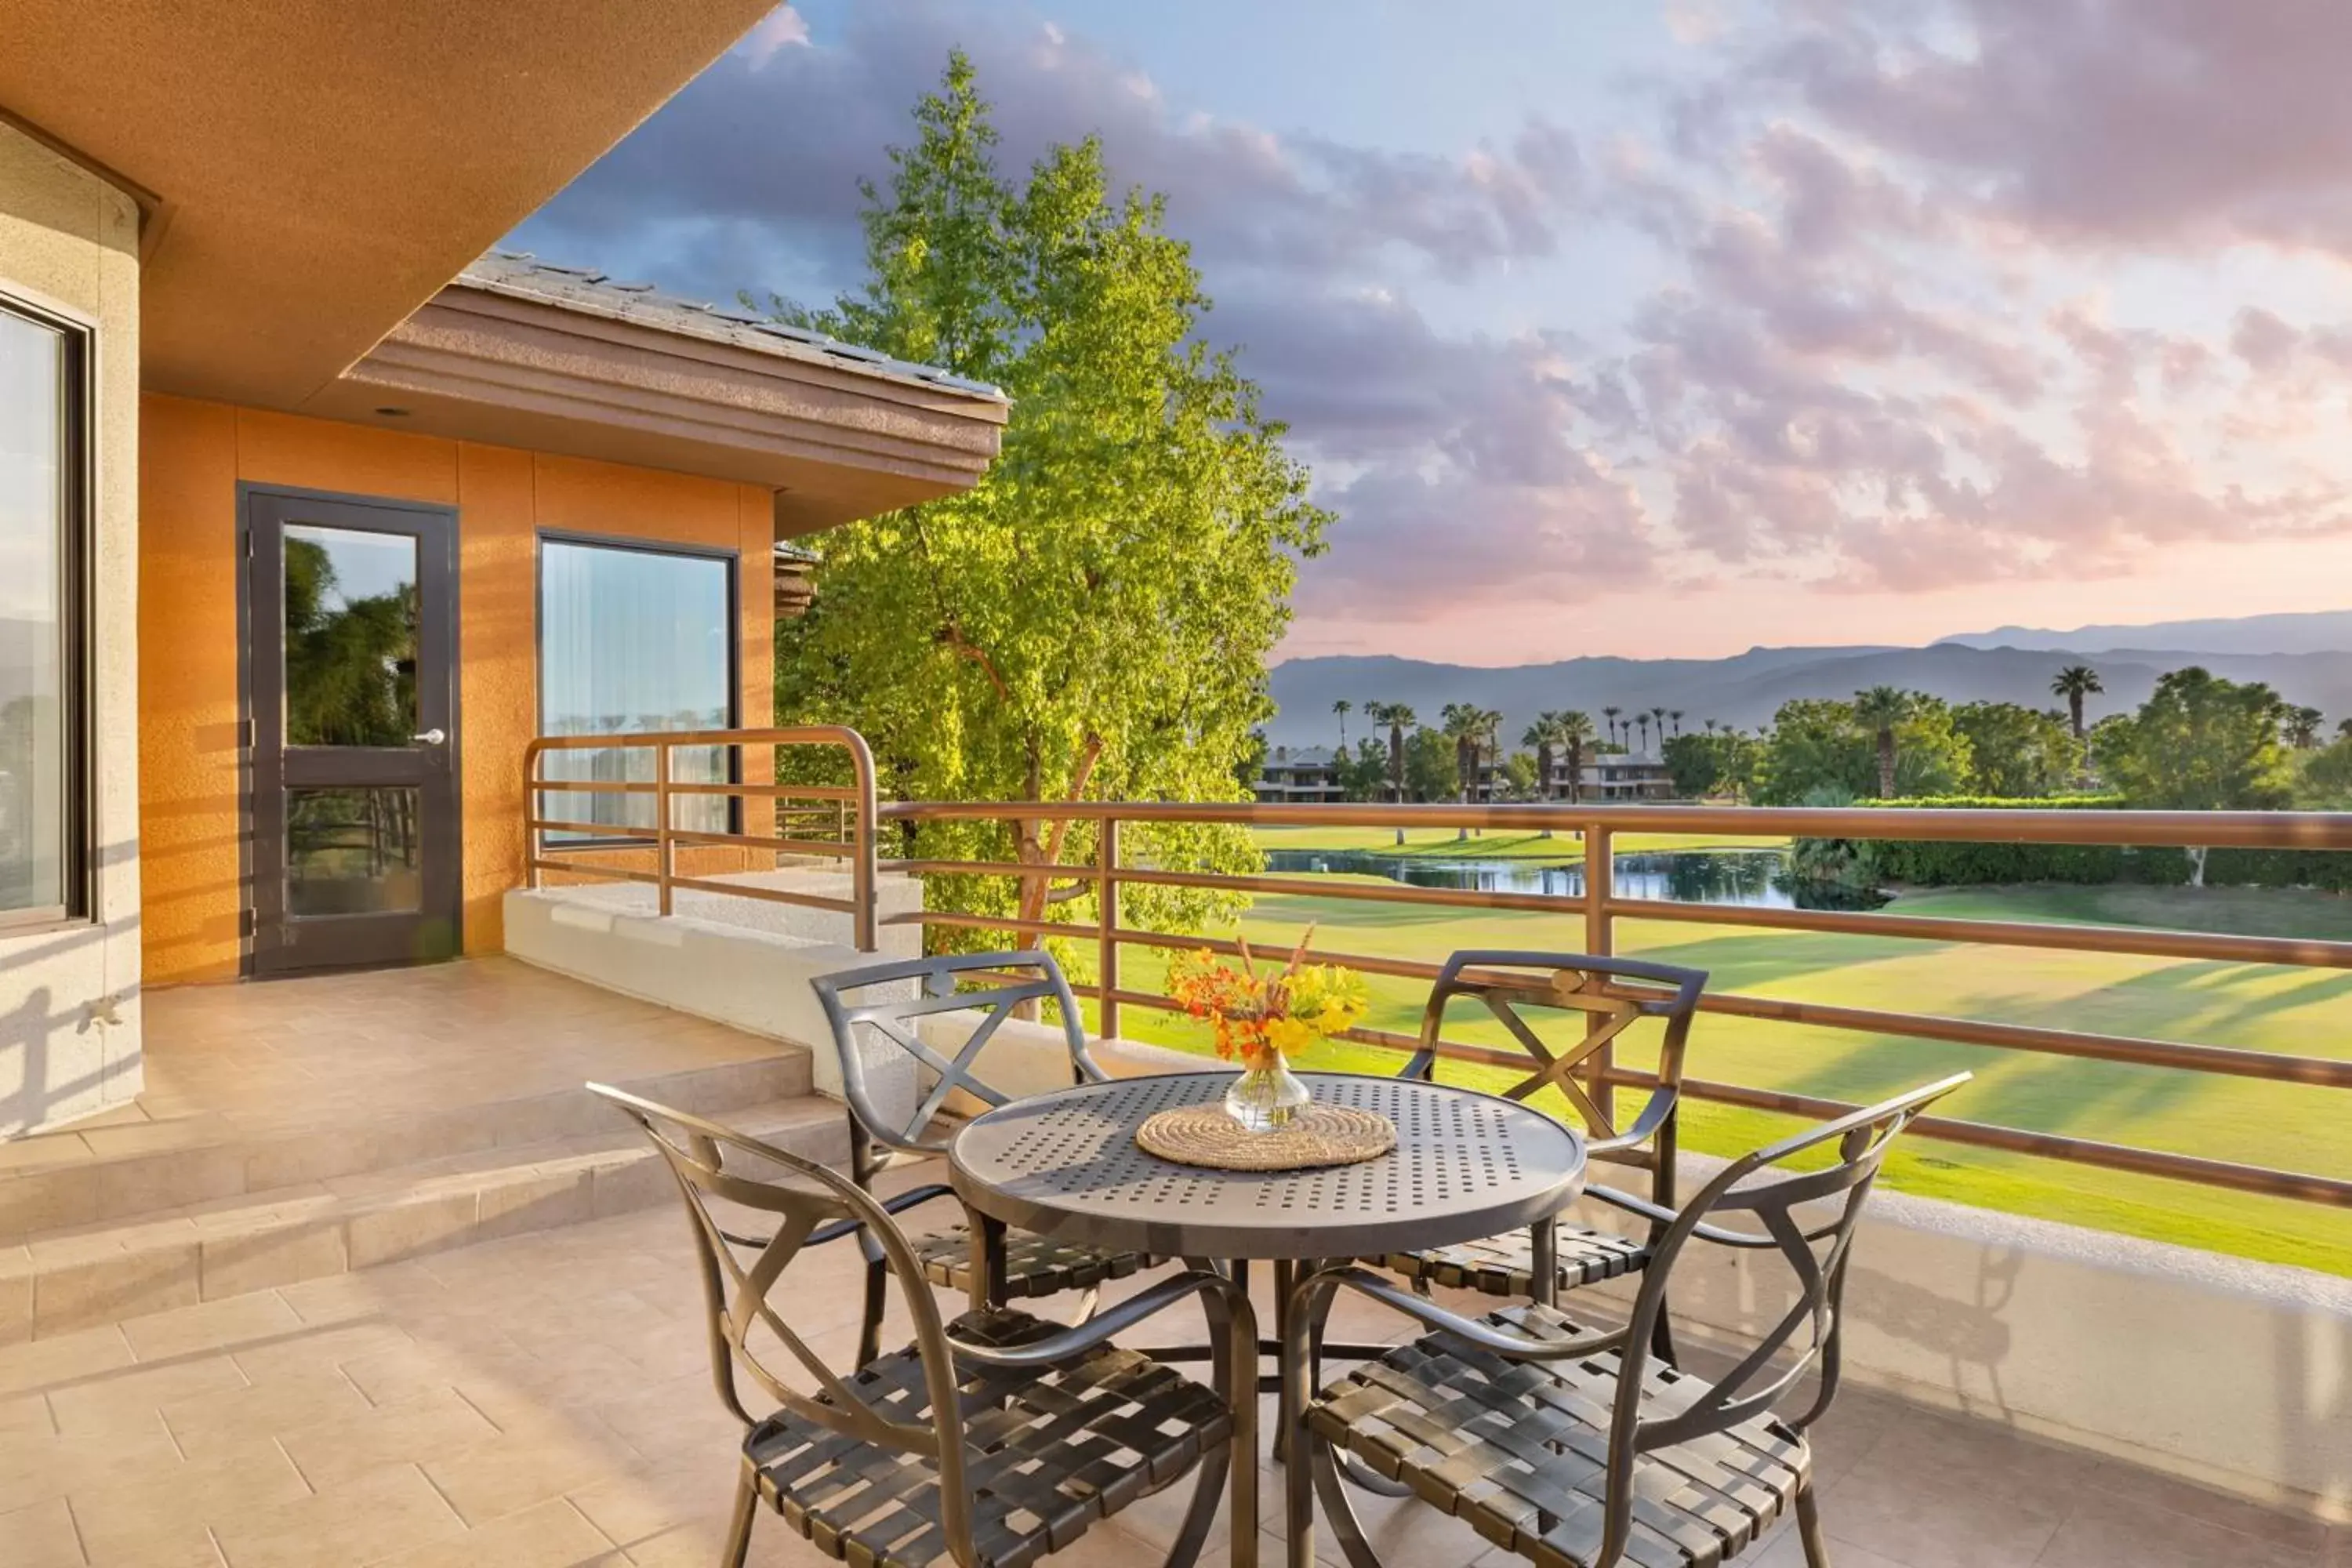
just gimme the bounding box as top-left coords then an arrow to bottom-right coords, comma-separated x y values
1306,1303 -> 1810,1568
1370,1225 -> 1650,1298
748,1308 -> 1231,1568
913,1225 -> 1155,1301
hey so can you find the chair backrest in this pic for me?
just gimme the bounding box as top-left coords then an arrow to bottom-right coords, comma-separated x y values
586,1083 -> 984,1526
1604,1072 -> 1969,1503
809,949 -> 1105,1177
1405,949 -> 1705,1173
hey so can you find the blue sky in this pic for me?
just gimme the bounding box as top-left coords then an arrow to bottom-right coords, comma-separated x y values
513,0 -> 2352,664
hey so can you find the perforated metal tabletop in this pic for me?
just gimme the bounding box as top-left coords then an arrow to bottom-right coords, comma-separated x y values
948,1072 -> 1584,1261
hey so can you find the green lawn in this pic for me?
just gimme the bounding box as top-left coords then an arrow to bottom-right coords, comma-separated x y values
1251,825 -> 1789,864
1092,876 -> 2352,1276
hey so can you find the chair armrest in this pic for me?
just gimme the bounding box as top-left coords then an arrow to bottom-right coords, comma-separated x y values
946,1268 -> 1253,1370
789,1182 -> 958,1250
1296,1265 -> 1629,1364
1582,1182 -> 1780,1250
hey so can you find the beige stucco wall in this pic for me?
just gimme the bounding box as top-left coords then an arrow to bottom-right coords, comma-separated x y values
0,120 -> 142,1138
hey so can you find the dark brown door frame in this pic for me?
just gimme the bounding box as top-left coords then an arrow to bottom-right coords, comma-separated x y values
240,484 -> 462,975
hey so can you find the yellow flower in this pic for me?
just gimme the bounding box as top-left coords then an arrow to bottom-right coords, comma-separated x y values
1265,1015 -> 1317,1058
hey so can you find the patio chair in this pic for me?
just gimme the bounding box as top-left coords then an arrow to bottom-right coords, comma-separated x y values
588,1083 -> 1257,1568
811,949 -> 1156,1360
1283,1071 -> 1970,1568
1371,950 -> 1704,1342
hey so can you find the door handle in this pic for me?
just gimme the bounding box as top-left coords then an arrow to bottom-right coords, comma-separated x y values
412,729 -> 448,746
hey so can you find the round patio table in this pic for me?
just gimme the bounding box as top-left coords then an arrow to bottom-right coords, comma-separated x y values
948,1070 -> 1588,1568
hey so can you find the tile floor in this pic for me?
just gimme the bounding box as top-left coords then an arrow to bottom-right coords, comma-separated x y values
0,1198 -> 2336,1568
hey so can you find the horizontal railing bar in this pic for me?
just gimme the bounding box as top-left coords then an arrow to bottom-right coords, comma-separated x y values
1607,895 -> 2352,968
1112,863 -> 1577,914
882,859 -> 1104,882
881,798 -> 2352,850
526,726 -> 867,752
663,829 -> 856,858
531,777 -> 864,803
1693,991 -> 2352,1087
889,910 -> 1099,942
527,779 -> 645,795
524,858 -> 662,886
526,818 -> 652,839
1599,1069 -> 2352,1207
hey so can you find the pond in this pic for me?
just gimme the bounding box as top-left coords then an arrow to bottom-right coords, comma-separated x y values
1261,846 -> 1882,910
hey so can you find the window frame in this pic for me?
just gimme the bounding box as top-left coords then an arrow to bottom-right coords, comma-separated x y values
532,530 -> 741,850
0,285 -> 93,935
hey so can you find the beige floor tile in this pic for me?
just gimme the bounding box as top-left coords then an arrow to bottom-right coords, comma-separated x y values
228,1312 -> 416,1386
0,1494 -> 85,1568
198,1218 -> 348,1300
0,1320 -> 135,1398
119,1290 -> 305,1363
160,1365 -> 376,1464
375,1497 -> 624,1568
565,1457 -> 742,1552
46,1351 -> 247,1437
0,1416 -> 184,1516
71,1445 -> 310,1566
2033,1486 -> 2320,1568
278,1386 -> 504,1492
423,1422 -> 646,1528
33,1243 -> 202,1334
209,1461 -> 464,1568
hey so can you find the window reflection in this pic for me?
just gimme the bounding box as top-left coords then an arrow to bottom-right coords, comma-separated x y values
284,525 -> 418,747
538,539 -> 733,836
0,304 -> 68,916
288,787 -> 423,916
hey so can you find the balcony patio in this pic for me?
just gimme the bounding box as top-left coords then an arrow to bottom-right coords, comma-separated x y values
3,733 -> 2348,1565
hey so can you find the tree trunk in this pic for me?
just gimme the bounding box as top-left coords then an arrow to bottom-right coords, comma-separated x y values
1876,731 -> 1897,799
2187,845 -> 2207,888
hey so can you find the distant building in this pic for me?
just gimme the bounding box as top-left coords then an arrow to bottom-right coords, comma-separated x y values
1254,745 -> 1344,804
1573,748 -> 1675,801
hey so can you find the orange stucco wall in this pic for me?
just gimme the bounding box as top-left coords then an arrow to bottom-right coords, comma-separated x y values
138,394 -> 775,984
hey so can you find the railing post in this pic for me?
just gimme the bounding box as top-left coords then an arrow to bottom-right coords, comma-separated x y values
1098,816 -> 1122,1040
654,742 -> 673,917
847,729 -> 878,953
523,743 -> 540,891
1583,822 -> 1613,1129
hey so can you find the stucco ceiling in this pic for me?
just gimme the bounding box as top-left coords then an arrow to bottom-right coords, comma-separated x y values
1,0 -> 775,408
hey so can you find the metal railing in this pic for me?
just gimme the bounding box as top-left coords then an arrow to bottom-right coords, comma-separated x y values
521,727 -> 879,951
877,797 -> 2352,1209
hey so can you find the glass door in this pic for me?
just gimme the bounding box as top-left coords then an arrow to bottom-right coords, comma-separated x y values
246,490 -> 459,973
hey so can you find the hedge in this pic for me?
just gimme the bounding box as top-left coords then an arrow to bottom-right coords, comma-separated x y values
1792,796 -> 2352,891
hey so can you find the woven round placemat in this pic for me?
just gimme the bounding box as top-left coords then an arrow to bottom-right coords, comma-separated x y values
1134,1103 -> 1396,1172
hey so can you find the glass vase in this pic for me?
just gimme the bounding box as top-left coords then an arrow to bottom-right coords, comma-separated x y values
1225,1054 -> 1311,1131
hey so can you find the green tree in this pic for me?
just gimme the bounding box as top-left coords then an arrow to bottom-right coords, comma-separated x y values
1331,698 -> 1352,751
2298,734 -> 2352,805
771,54 -> 1329,946
1852,686 -> 1915,799
1951,702 -> 2083,797
1756,697 -> 1969,804
1602,706 -> 1621,747
1335,737 -> 1389,802
1403,728 -> 1458,803
1661,732 -> 1719,797
2285,704 -> 2325,748
2050,664 -> 2104,739
2096,668 -> 2293,811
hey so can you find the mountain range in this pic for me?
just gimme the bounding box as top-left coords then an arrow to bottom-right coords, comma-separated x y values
1268,611 -> 2352,749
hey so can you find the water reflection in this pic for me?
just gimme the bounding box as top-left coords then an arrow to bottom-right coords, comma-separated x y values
1262,847 -> 1882,911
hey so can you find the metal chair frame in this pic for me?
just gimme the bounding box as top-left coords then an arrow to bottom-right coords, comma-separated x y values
1389,950 -> 1704,1343
1285,1072 -> 1970,1568
590,1083 -> 1258,1568
811,950 -> 1138,1360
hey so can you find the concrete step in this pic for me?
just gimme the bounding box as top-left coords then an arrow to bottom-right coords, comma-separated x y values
1,1097 -> 848,1341
0,1050 -> 815,1242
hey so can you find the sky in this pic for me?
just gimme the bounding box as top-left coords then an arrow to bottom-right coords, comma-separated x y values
510,0 -> 2352,665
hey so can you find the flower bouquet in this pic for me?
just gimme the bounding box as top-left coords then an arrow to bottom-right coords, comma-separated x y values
1167,929 -> 1367,1131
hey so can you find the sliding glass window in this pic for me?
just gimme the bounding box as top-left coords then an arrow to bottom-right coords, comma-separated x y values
0,296 -> 83,924
538,537 -> 735,838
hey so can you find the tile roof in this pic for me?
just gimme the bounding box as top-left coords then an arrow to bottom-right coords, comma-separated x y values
455,251 -> 1007,404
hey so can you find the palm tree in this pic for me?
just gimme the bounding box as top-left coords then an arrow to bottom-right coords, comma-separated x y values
2050,665 -> 2103,739
1439,703 -> 1480,834
1331,699 -> 1352,753
1703,717 -> 1719,735
1853,686 -> 1915,799
1668,709 -> 1685,738
2286,705 -> 2325,748
1635,713 -> 1651,754
1650,706 -> 1669,749
1365,702 -> 1417,842
2339,717 -> 2352,741
1602,705 -> 1622,748
1524,713 -> 1566,812
1557,710 -> 1595,806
